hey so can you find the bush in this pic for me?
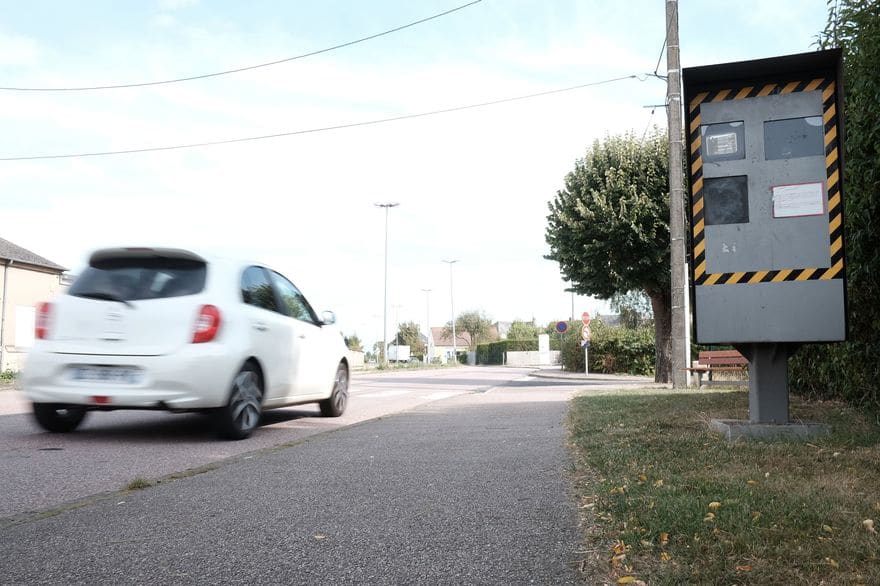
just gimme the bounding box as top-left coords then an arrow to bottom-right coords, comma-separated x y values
476,338 -> 561,365
0,369 -> 16,382
559,321 -> 654,375
788,2 -> 880,415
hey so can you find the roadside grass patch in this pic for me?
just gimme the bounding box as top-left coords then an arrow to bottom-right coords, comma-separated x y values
569,388 -> 880,585
124,477 -> 152,491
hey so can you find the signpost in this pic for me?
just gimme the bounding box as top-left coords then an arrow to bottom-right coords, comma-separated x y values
581,323 -> 591,374
555,321 -> 568,370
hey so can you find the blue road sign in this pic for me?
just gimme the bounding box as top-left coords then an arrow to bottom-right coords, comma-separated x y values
555,321 -> 568,334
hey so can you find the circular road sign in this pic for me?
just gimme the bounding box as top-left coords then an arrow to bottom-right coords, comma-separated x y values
555,321 -> 568,334
582,311 -> 591,326
581,325 -> 591,340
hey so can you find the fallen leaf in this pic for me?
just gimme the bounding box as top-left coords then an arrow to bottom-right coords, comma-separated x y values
833,451 -> 841,457
708,501 -> 721,511
751,511 -> 762,523
638,474 -> 647,483
612,541 -> 627,555
735,565 -> 753,572
617,577 -> 637,584
746,480 -> 757,485
863,519 -> 877,534
660,552 -> 671,561
822,524 -> 834,534
826,557 -> 839,569
659,532 -> 669,546
703,512 -> 716,522
640,540 -> 653,548
653,479 -> 664,488
610,554 -> 626,566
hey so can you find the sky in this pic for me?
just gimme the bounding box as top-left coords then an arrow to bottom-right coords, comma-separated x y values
0,0 -> 829,349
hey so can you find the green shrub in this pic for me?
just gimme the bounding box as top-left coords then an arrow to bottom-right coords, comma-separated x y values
559,321 -> 654,375
788,2 -> 880,416
0,369 -> 16,382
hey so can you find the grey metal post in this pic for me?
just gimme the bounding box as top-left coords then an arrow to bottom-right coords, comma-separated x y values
375,202 -> 399,366
442,259 -> 458,364
666,0 -> 687,387
735,343 -> 797,424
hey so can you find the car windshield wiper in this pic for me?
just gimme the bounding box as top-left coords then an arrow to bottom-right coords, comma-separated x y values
74,292 -> 135,308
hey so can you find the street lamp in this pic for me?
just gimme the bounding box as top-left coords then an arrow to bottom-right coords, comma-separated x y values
442,259 -> 458,364
375,202 -> 399,366
421,288 -> 431,364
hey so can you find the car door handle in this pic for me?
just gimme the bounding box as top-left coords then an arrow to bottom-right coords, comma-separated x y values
253,323 -> 269,332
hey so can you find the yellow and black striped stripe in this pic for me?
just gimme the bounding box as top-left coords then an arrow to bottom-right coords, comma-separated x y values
689,78 -> 844,287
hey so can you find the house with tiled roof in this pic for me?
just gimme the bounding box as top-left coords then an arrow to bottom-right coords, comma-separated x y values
0,237 -> 67,372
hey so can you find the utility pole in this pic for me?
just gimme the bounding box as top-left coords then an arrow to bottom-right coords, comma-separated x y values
375,202 -> 399,367
666,0 -> 687,388
422,288 -> 432,364
442,259 -> 459,365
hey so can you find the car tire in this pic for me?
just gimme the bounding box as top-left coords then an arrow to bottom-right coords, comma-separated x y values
216,363 -> 263,440
319,362 -> 349,417
32,403 -> 88,433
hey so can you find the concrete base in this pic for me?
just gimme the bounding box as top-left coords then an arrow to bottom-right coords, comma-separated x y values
709,418 -> 830,442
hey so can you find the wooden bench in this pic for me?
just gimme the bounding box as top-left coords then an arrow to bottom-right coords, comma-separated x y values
685,350 -> 748,387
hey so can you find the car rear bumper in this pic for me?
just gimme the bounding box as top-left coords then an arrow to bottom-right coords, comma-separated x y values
20,345 -> 240,410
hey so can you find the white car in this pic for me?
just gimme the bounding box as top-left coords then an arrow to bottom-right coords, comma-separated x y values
21,247 -> 350,439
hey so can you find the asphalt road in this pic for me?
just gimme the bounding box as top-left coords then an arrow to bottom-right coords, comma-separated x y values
1,367 -> 591,584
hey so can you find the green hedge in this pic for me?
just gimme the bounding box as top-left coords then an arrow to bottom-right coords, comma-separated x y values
787,3 -> 880,415
560,321 -> 654,375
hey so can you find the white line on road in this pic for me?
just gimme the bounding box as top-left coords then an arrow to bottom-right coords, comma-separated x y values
355,390 -> 413,399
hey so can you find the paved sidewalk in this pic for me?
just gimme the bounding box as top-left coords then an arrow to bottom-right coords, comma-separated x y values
530,367 -> 661,385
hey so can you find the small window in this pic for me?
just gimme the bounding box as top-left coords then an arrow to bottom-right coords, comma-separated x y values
269,271 -> 318,324
701,121 -> 745,163
241,267 -> 279,312
764,116 -> 824,160
703,176 -> 750,225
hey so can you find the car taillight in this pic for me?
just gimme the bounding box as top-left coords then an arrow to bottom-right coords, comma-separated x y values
192,305 -> 221,343
35,302 -> 52,340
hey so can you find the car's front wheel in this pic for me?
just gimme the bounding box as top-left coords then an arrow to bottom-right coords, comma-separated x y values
216,364 -> 263,440
32,403 -> 88,433
319,362 -> 349,417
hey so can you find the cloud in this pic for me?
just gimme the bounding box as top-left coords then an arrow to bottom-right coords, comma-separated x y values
0,32 -> 40,67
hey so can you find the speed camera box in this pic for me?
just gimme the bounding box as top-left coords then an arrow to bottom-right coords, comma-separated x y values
683,49 -> 847,344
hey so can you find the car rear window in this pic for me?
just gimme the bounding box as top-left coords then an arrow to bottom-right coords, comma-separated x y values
68,258 -> 207,301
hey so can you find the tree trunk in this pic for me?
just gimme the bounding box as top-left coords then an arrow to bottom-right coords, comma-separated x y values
649,290 -> 672,383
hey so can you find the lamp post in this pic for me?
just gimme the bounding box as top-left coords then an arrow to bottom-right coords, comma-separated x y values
375,202 -> 399,367
442,259 -> 458,364
422,288 -> 432,364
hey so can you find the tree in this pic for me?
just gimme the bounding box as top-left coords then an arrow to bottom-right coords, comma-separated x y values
394,321 -> 426,357
507,320 -> 540,340
344,334 -> 363,352
545,131 -> 673,382
444,310 -> 495,349
610,291 -> 653,330
790,1 -> 880,409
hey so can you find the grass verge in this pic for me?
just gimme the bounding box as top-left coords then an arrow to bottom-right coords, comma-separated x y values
569,387 -> 880,585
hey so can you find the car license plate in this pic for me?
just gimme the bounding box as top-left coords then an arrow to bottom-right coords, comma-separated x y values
71,366 -> 142,385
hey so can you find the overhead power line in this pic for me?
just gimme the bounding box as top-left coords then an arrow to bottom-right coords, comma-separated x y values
0,74 -> 643,161
0,0 -> 483,92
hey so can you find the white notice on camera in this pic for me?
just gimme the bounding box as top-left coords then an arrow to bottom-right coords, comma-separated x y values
772,182 -> 825,218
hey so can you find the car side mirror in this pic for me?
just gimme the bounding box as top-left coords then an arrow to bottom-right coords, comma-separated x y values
321,310 -> 336,325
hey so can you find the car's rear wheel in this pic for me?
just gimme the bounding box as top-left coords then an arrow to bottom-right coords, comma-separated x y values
319,362 -> 348,417
216,363 -> 263,440
32,403 -> 88,433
